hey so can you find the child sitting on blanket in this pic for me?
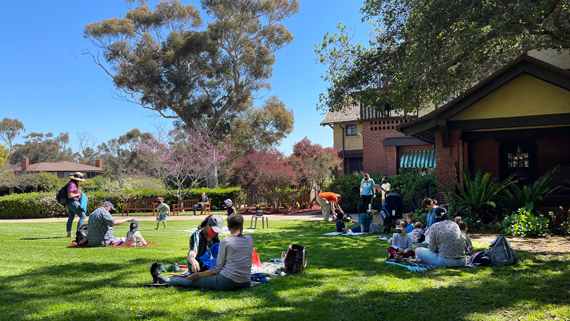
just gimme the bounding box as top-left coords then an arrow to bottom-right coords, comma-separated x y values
115,220 -> 147,246
410,222 -> 425,243
336,212 -> 347,232
458,221 -> 473,255
404,213 -> 415,233
388,220 -> 415,260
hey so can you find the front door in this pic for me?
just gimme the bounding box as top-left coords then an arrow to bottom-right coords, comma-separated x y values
500,141 -> 537,187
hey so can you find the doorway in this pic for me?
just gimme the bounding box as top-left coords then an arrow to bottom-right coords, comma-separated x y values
500,141 -> 538,187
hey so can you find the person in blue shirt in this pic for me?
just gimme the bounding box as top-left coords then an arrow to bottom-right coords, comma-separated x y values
404,213 -> 415,233
423,198 -> 437,228
351,203 -> 371,233
360,173 -> 376,210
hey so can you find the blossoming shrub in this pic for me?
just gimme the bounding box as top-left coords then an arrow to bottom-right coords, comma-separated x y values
501,208 -> 550,237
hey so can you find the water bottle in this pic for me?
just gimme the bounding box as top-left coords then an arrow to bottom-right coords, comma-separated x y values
281,251 -> 286,268
368,203 -> 372,212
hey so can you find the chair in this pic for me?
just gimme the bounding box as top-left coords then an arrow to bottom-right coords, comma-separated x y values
250,210 -> 269,229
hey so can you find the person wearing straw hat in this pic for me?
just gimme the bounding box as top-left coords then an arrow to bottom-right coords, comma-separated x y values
66,172 -> 87,237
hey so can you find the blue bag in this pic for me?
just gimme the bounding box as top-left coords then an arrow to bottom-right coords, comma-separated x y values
199,243 -> 220,270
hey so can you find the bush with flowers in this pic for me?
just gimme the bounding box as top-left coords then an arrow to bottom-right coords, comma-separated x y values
501,208 -> 550,237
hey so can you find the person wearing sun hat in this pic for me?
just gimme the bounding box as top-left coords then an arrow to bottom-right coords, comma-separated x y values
224,199 -> 237,217
65,172 -> 87,237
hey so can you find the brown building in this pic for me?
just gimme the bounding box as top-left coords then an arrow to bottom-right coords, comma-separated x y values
19,158 -> 103,179
321,105 -> 434,176
398,55 -> 570,206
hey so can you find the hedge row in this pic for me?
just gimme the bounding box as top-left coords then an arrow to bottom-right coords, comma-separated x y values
0,187 -> 242,219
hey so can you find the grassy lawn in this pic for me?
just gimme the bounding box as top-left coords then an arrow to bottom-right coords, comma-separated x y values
0,220 -> 569,321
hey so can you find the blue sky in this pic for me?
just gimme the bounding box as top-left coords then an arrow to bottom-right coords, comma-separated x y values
0,0 -> 369,156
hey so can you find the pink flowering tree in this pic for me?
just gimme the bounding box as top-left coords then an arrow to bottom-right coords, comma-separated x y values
135,128 -> 233,201
289,137 -> 341,206
230,151 -> 297,210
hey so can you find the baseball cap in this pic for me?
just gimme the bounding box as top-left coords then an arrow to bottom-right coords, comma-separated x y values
208,215 -> 224,234
130,219 -> 139,233
102,201 -> 116,212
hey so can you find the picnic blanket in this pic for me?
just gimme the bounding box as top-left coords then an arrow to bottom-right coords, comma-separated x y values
69,242 -> 159,248
324,232 -> 364,236
376,236 -> 429,247
386,258 -> 480,272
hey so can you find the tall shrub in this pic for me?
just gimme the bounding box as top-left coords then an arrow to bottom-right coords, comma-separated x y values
502,166 -> 562,213
230,151 -> 297,209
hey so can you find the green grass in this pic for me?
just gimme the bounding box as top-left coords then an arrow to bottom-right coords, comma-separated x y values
0,220 -> 569,321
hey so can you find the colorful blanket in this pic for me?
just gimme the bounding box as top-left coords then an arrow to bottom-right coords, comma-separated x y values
376,236 -> 428,247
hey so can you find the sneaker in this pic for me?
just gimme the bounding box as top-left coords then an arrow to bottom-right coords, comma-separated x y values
167,262 -> 182,272
150,263 -> 160,283
394,255 -> 404,260
157,262 -> 167,273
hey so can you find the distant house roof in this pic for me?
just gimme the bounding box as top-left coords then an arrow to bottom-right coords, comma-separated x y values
27,161 -> 102,172
320,106 -> 360,126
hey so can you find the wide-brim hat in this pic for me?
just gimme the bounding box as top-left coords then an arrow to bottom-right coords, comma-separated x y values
69,172 -> 85,182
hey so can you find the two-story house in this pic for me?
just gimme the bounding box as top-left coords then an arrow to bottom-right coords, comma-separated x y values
320,104 -> 435,176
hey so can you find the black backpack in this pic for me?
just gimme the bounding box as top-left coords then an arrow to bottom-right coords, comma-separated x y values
56,183 -> 71,206
484,235 -> 518,266
75,224 -> 89,246
283,244 -> 307,274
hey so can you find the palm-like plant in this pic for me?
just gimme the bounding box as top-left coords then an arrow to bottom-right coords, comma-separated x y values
437,169 -> 518,221
502,166 -> 562,213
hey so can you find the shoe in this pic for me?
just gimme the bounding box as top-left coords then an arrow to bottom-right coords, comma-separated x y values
157,262 -> 167,273
150,263 -> 160,283
167,262 -> 182,272
394,255 -> 404,260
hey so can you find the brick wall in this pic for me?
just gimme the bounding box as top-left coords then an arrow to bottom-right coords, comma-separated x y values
469,138 -> 501,180
537,135 -> 570,188
435,130 -> 464,202
362,119 -> 415,176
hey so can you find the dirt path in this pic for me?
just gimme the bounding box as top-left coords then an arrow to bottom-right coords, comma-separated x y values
470,233 -> 570,256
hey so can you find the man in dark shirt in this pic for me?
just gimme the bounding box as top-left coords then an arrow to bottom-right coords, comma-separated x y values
193,192 -> 209,215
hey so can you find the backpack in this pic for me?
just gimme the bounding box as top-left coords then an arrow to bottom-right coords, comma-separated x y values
369,223 -> 383,234
56,183 -> 72,206
75,224 -> 89,246
484,235 -> 518,266
283,244 -> 307,274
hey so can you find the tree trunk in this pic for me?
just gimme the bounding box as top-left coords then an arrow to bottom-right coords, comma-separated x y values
206,163 -> 218,188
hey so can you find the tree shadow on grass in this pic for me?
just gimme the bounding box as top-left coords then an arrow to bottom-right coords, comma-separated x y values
20,237 -> 68,240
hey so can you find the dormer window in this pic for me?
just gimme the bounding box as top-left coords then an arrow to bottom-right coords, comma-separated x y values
346,125 -> 357,136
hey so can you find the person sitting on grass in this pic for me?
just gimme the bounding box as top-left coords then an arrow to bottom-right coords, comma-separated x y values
405,213 -> 415,233
123,220 -> 147,246
155,197 -> 169,230
336,212 -> 347,232
415,208 -> 467,267
87,201 -> 133,247
351,203 -> 371,233
187,215 -> 223,273
410,222 -> 425,244
458,221 -> 474,255
151,213 -> 253,291
387,220 -> 415,260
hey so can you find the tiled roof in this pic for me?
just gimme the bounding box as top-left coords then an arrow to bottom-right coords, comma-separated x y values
320,105 -> 360,126
27,161 -> 101,172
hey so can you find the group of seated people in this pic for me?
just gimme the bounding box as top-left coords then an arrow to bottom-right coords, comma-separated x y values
332,195 -> 474,268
